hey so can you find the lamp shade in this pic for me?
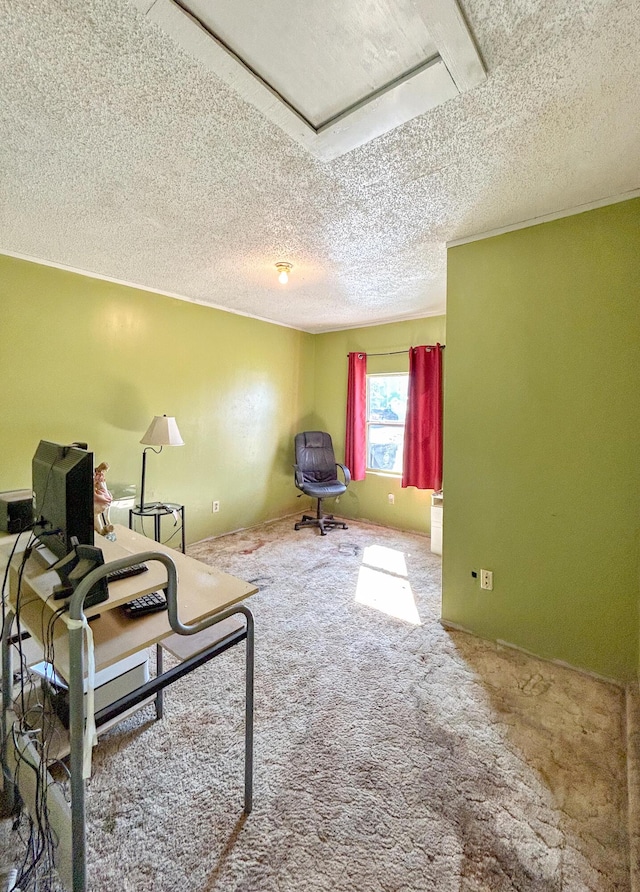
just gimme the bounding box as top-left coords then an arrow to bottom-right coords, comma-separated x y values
140,415 -> 184,447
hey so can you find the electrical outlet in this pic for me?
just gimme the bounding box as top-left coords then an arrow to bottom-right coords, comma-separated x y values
388,493 -> 395,504
212,500 -> 220,513
480,569 -> 493,590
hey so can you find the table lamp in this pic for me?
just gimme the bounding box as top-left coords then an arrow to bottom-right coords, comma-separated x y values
138,415 -> 184,511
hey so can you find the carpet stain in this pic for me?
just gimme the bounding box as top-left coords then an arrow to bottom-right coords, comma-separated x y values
240,539 -> 265,554
247,576 -> 273,589
309,561 -> 333,573
1,516 -> 628,892
519,673 -> 551,696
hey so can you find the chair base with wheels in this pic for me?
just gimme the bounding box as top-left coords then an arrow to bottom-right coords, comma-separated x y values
293,431 -> 351,536
295,496 -> 348,536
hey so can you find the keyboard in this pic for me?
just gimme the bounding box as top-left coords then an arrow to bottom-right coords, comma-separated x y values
106,562 -> 148,583
122,591 -> 167,618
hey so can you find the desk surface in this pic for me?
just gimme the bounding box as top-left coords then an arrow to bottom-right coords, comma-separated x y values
2,525 -> 257,679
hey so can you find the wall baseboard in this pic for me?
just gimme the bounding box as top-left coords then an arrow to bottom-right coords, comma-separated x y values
190,511 -> 303,547
439,618 -> 622,687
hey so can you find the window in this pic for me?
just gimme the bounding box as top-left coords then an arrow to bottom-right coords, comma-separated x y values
366,374 -> 408,474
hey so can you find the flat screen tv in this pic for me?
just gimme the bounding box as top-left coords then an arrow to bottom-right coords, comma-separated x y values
32,440 -> 94,560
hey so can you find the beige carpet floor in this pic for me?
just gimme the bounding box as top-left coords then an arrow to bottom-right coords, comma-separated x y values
1,516 -> 630,890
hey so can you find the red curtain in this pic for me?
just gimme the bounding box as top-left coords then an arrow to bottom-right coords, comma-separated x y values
345,352 -> 367,481
402,345 -> 443,491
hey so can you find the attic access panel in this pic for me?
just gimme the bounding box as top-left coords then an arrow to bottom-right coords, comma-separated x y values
175,0 -> 440,128
138,0 -> 485,160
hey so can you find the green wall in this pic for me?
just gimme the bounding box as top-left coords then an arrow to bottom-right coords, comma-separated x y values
0,255 -> 316,544
312,316 -> 446,534
5,196 -> 637,685
442,198 -> 640,682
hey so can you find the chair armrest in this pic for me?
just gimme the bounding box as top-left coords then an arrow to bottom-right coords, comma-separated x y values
336,463 -> 351,486
293,464 -> 305,488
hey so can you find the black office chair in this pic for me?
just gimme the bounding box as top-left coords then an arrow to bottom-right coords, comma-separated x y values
293,431 -> 351,535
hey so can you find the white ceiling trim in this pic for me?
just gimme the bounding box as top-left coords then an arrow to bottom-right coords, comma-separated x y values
137,0 -> 485,161
3,189 -> 637,337
447,189 -> 640,248
0,248 -> 308,333
312,306 -> 447,336
0,245 -> 447,334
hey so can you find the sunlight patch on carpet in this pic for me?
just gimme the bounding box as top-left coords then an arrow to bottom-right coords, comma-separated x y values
355,548 -> 421,624
361,544 -> 408,577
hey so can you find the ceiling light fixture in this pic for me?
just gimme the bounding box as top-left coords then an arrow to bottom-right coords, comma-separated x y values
275,261 -> 292,284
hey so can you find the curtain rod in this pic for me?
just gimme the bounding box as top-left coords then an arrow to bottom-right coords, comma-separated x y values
348,345 -> 445,357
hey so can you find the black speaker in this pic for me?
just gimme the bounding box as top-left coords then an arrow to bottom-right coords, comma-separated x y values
0,490 -> 33,533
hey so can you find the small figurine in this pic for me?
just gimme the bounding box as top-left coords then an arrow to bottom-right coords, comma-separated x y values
94,461 -> 115,538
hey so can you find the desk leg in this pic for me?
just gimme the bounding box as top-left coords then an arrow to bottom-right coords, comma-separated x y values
155,644 -> 164,720
69,624 -> 87,892
244,611 -> 254,814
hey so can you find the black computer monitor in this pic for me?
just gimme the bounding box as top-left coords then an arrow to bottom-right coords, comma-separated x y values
32,440 -> 94,560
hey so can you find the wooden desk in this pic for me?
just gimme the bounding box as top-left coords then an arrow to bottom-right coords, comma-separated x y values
1,525 -> 257,892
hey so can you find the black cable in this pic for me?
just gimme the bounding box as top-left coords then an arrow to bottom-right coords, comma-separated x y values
136,507 -> 183,548
13,535 -> 39,721
1,528 -> 32,628
10,690 -> 60,889
31,452 -> 59,543
10,723 -> 52,889
5,519 -> 66,890
161,522 -> 182,548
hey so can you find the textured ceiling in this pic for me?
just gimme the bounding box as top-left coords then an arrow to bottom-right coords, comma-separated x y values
0,0 -> 638,333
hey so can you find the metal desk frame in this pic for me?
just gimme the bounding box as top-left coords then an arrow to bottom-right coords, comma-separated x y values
1,549 -> 254,892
